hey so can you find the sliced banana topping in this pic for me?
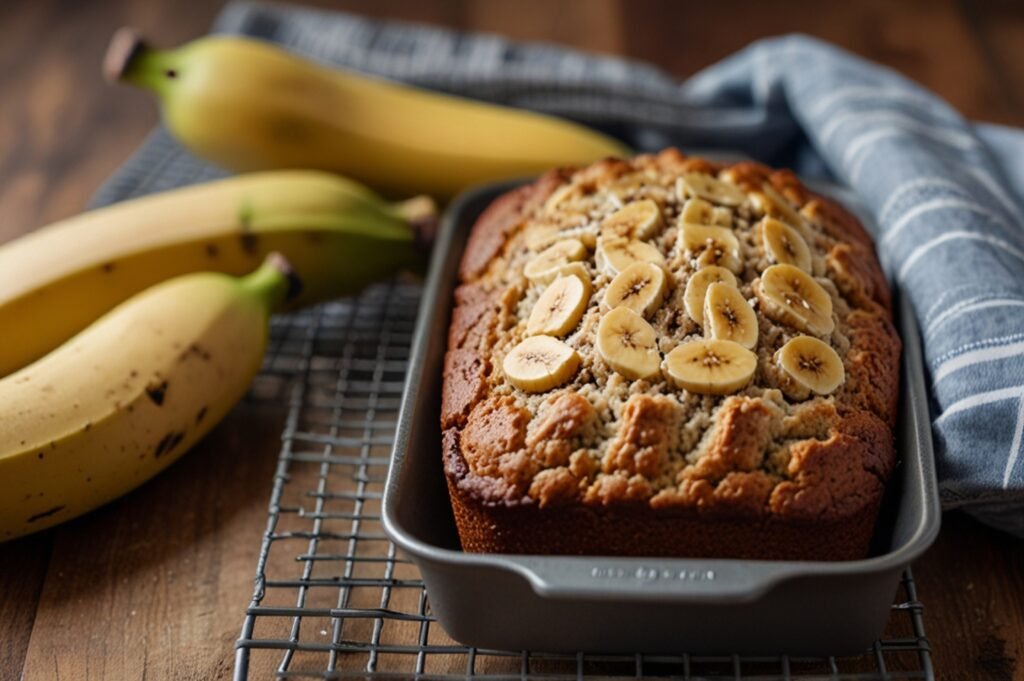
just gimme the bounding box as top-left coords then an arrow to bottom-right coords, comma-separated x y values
760,216 -> 812,271
679,222 -> 742,273
680,197 -> 732,227
524,238 -> 587,284
503,335 -> 580,393
751,182 -> 807,231
775,335 -> 845,399
600,199 -> 663,241
524,221 -> 598,252
683,265 -> 738,326
527,266 -> 592,337
756,264 -> 834,336
677,172 -> 746,206
603,262 -> 668,318
663,338 -> 757,395
703,282 -> 758,349
596,307 -> 661,380
595,236 -> 665,275
544,182 -> 577,214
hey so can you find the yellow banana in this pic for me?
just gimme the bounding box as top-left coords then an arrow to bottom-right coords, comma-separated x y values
0,256 -> 293,541
0,170 -> 428,377
105,29 -> 630,198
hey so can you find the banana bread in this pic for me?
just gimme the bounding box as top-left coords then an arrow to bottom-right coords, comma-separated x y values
441,149 -> 899,560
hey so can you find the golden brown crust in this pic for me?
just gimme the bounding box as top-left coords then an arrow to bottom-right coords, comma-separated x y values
459,169 -> 573,281
442,149 -> 900,560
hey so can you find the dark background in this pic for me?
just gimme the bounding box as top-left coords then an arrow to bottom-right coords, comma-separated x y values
0,1 -> 1022,680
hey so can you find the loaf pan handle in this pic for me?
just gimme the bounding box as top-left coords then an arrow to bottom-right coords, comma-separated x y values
507,556 -> 802,603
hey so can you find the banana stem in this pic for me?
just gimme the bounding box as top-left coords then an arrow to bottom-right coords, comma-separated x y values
390,195 -> 439,252
104,27 -> 178,97
239,253 -> 301,310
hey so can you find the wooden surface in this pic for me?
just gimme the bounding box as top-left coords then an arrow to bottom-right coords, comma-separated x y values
1,1 -> 1023,679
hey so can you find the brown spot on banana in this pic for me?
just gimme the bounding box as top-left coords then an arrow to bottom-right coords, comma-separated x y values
154,431 -> 186,458
101,262 -> 116,273
178,343 -> 211,362
240,233 -> 260,255
27,505 -> 65,523
196,406 -> 208,424
146,380 -> 168,406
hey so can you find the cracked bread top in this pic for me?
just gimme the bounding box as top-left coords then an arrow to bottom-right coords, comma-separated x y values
442,149 -> 900,523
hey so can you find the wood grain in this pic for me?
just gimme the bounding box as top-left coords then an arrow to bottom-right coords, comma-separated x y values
16,404 -> 285,681
0,1 -> 1023,680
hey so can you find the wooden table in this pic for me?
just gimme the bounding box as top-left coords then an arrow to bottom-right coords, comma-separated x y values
1,1 -> 1023,679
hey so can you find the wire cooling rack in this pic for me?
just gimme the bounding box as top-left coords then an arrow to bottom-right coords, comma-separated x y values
232,280 -> 935,681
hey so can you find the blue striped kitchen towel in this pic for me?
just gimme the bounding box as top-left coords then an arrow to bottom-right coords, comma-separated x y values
95,3 -> 1024,536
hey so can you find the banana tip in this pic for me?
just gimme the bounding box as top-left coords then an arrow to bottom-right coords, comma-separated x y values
103,27 -> 146,83
264,252 -> 303,303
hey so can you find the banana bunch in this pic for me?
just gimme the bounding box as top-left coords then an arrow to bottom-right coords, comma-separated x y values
0,170 -> 430,377
0,256 -> 293,541
105,29 -> 630,199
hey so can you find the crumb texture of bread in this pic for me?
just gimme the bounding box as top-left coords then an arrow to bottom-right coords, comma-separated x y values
442,149 -> 900,560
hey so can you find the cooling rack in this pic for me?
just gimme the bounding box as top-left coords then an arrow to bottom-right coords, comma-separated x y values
232,280 -> 935,680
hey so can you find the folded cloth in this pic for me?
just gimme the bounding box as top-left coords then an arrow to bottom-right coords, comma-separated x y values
94,2 -> 1024,537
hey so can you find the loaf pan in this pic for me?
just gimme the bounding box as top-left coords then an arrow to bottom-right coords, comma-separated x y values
382,178 -> 940,655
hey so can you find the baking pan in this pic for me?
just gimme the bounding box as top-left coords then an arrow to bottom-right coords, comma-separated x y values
382,178 -> 940,655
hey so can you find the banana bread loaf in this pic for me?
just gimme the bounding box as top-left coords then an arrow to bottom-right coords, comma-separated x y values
441,149 -> 900,560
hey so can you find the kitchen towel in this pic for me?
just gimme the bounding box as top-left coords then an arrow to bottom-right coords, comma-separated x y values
94,2 -> 1024,537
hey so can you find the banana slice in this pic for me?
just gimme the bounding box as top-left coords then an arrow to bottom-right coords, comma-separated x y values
683,265 -> 738,326
680,197 -> 732,227
527,266 -> 592,337
595,236 -> 665,275
760,216 -> 812,271
600,199 -> 664,240
756,264 -> 834,336
775,335 -> 845,399
524,221 -> 598,252
524,239 -> 587,284
663,338 -> 757,395
503,335 -> 581,393
751,182 -> 806,230
677,172 -> 746,206
542,183 -> 579,215
679,222 -> 742,273
596,307 -> 661,380
703,282 -> 758,349
603,262 -> 668,318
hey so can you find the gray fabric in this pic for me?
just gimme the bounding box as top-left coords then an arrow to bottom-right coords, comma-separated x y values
94,2 -> 1024,537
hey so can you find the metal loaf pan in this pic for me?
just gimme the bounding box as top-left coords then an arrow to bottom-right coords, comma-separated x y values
383,179 -> 940,655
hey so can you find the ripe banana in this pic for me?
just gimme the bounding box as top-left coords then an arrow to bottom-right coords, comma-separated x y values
106,29 -> 630,199
0,170 -> 428,377
0,256 -> 292,541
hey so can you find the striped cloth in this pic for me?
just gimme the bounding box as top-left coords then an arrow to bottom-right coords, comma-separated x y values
95,3 -> 1024,536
